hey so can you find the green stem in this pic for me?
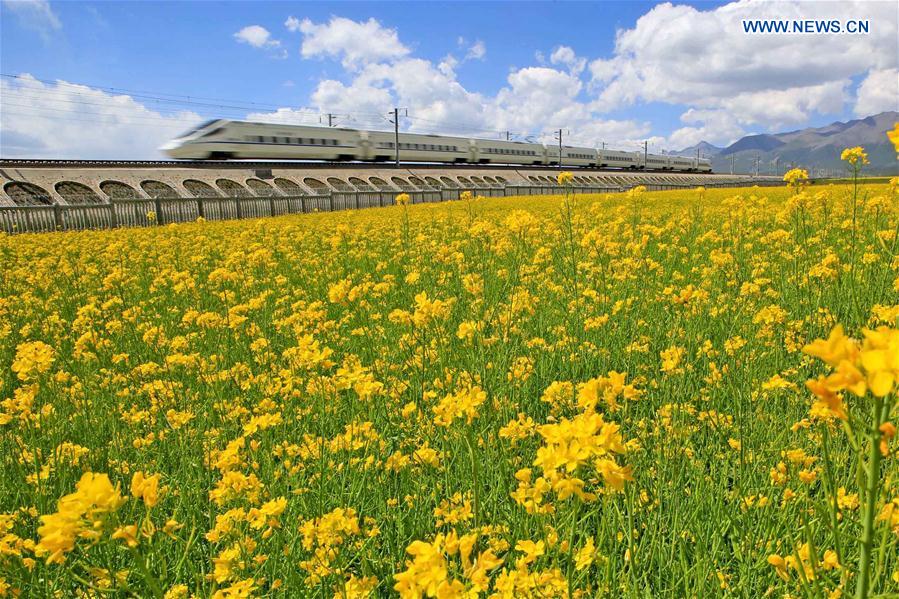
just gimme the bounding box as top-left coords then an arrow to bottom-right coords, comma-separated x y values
464,429 -> 481,528
130,545 -> 164,599
855,396 -> 884,599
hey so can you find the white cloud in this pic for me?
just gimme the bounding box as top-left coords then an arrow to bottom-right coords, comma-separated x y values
0,74 -> 202,159
667,109 -> 748,150
854,68 -> 899,116
284,16 -> 301,32
550,46 -> 586,75
234,25 -> 286,58
2,0 -> 61,35
589,0 -> 897,129
290,16 -> 409,70
466,40 -> 486,61
438,54 -> 459,77
247,17 -> 650,147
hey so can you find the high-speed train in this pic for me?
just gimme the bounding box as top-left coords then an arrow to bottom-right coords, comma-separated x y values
161,119 -> 712,172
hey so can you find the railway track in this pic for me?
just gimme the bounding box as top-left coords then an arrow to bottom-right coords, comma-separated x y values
0,158 -> 717,175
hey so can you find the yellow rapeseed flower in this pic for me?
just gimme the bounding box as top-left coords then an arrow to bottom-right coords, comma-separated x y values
11,340 -> 55,381
840,146 -> 869,166
782,168 -> 809,188
557,171 -> 574,186
887,122 -> 899,156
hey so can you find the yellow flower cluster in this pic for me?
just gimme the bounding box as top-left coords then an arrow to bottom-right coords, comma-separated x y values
840,145 -> 869,166
35,473 -> 125,564
782,167 -> 809,188
804,324 -> 899,406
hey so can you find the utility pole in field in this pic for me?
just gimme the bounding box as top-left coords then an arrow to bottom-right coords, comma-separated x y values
644,141 -> 649,169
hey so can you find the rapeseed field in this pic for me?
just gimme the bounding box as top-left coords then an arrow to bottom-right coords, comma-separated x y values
1,175 -> 898,597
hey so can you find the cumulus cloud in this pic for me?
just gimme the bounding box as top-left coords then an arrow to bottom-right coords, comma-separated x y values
0,74 -> 202,159
234,25 -> 277,48
2,0 -> 61,34
275,17 -> 647,145
289,16 -> 409,70
854,68 -> 899,116
465,40 -> 486,61
233,25 -> 286,57
550,46 -> 586,75
587,0 -> 896,144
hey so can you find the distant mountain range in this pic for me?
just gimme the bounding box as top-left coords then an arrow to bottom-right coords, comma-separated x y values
673,111 -> 898,176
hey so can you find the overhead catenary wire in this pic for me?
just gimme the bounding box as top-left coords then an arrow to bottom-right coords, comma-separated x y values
2,72 -> 686,156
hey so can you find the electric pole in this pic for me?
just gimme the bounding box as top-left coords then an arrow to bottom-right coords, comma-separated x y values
731,154 -> 735,175
644,141 -> 649,170
394,108 -> 400,168
328,113 -> 335,127
557,129 -> 563,168
505,131 -> 511,141
389,108 -> 407,168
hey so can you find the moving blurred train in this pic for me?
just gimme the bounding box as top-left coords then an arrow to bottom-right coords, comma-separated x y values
161,119 -> 712,172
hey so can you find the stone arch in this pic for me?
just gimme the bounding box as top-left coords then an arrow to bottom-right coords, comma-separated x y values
439,176 -> 458,188
245,178 -> 276,196
369,177 -> 391,191
348,177 -> 372,191
100,180 -> 140,199
457,176 -> 473,187
424,176 -> 442,187
182,179 -> 219,198
326,177 -> 353,191
55,181 -> 102,204
3,181 -> 53,206
274,178 -> 303,195
216,178 -> 251,197
141,180 -> 178,198
391,176 -> 412,189
303,177 -> 329,193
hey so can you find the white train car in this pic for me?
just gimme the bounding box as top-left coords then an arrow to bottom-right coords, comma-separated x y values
598,149 -> 640,169
472,139 -> 544,165
644,154 -> 671,170
669,156 -> 696,171
162,120 -> 362,160
541,145 -> 595,166
366,130 -> 473,163
561,146 -> 598,167
696,158 -> 712,173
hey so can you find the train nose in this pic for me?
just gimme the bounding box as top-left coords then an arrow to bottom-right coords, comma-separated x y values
159,141 -> 187,159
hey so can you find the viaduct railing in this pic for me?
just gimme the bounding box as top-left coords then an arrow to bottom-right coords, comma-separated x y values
0,180 -> 782,234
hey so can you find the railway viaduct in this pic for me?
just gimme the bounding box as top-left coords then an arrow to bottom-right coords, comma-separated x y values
0,161 -> 777,207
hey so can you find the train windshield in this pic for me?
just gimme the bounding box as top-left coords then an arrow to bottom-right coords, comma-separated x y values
175,119 -> 221,139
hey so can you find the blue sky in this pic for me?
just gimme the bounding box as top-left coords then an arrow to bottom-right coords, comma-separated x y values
1,0 -> 896,158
